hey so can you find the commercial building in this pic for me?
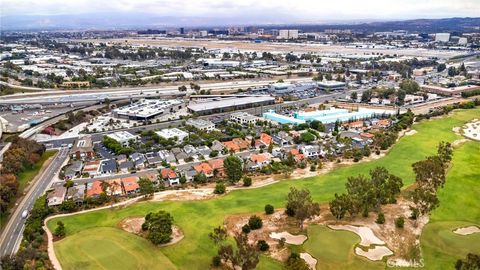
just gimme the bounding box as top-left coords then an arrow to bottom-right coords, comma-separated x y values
70,135 -> 94,160
316,80 -> 347,91
155,128 -> 189,142
186,118 -> 215,132
187,96 -> 275,115
106,131 -> 138,147
230,112 -> 261,125
278,29 -> 299,39
421,84 -> 480,96
113,99 -> 183,121
435,33 -> 450,42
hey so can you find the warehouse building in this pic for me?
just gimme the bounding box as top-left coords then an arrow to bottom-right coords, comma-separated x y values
187,96 -> 275,115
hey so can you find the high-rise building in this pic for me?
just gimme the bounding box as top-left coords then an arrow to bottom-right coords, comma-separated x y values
278,29 -> 299,39
180,27 -> 185,35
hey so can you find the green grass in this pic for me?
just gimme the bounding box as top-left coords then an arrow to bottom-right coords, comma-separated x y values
303,225 -> 385,270
18,150 -> 57,192
49,108 -> 480,270
419,141 -> 480,269
55,227 -> 176,270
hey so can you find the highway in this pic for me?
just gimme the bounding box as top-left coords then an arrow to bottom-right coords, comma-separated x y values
0,148 -> 69,257
0,78 -> 312,104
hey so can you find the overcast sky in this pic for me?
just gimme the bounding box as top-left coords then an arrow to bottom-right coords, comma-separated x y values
2,0 -> 479,22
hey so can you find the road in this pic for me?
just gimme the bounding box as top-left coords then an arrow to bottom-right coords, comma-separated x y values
0,78 -> 312,105
0,148 -> 69,257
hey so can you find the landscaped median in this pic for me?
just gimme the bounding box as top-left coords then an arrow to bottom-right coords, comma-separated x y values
46,108 -> 480,270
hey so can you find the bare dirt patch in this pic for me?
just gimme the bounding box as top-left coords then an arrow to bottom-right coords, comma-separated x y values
152,189 -> 216,201
405,130 -> 418,136
453,226 -> 480,235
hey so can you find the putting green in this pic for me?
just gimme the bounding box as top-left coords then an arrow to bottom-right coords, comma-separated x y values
54,227 -> 176,270
303,225 -> 385,270
49,108 -> 480,270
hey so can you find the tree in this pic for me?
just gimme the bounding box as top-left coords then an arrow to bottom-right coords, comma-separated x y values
59,200 -> 77,213
376,213 -> 385,224
412,156 -> 446,191
138,177 -> 155,198
395,216 -> 405,228
285,187 -> 320,229
437,141 -> 453,164
248,215 -> 263,230
142,210 -> 174,245
54,221 -> 66,238
267,143 -> 273,153
300,132 -> 316,143
455,253 -> 480,270
399,79 -> 420,94
257,240 -> 269,251
264,204 -> 274,215
329,193 -> 350,219
178,85 -> 187,92
209,226 -> 227,245
309,120 -> 325,132
285,252 -> 310,270
361,89 -> 372,102
350,91 -> 358,101
437,63 -> 446,72
217,233 -> 259,270
224,156 -> 243,183
214,182 -> 226,194
64,180 -> 74,188
194,173 -> 208,184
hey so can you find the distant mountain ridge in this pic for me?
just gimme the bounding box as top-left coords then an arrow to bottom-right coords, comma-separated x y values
1,13 -> 479,33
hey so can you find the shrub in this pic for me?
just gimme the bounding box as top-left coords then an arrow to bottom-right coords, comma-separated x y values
213,182 -> 226,194
248,215 -> 263,230
257,240 -> 270,251
310,165 -> 316,172
264,204 -> 274,215
54,221 -> 66,237
242,224 -> 251,234
409,207 -> 419,220
243,177 -> 252,187
376,213 -> 385,224
211,255 -> 221,267
395,217 -> 405,228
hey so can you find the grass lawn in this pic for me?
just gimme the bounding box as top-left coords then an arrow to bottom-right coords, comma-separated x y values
49,108 -> 480,270
17,150 -> 57,193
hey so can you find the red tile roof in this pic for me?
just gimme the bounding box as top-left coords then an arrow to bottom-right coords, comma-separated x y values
86,181 -> 103,197
194,163 -> 213,175
161,168 -> 178,179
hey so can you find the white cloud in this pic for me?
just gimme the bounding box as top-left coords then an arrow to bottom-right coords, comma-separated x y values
1,0 -> 478,20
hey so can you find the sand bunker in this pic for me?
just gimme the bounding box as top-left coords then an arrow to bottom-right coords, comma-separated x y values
453,226 -> 480,235
405,130 -> 418,136
355,246 -> 393,261
463,120 -> 480,141
328,225 -> 385,246
269,231 -> 307,245
300,252 -> 317,270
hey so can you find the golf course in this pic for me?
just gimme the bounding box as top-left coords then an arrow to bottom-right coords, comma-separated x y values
48,108 -> 480,270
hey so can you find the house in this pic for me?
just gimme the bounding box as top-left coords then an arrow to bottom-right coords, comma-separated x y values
299,145 -> 323,159
343,121 -> 364,130
197,145 -> 212,157
66,185 -> 85,205
118,160 -> 134,173
86,181 -> 103,198
160,168 -> 180,185
184,169 -> 197,182
106,179 -> 124,196
259,133 -> 273,146
372,119 -> 392,129
248,153 -> 272,170
360,132 -> 375,140
99,159 -> 117,175
145,152 -> 163,167
64,161 -> 83,180
272,131 -> 293,146
116,154 -> 127,163
158,150 -> 176,164
183,145 -> 197,156
194,162 -> 213,177
210,140 -> 225,152
289,149 -> 305,162
208,159 -> 225,177
83,160 -> 101,177
122,176 -> 140,194
131,153 -> 146,169
70,135 -> 95,161
47,186 -> 67,207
